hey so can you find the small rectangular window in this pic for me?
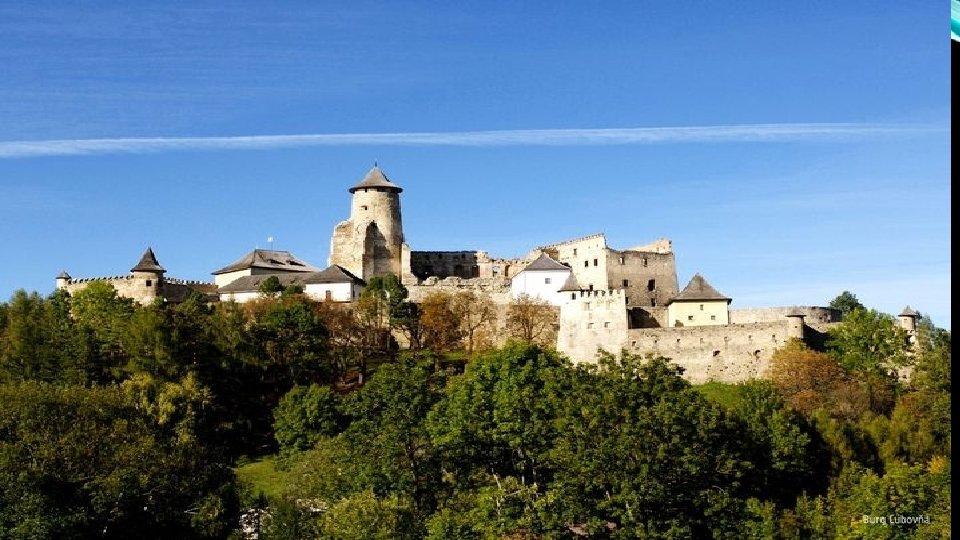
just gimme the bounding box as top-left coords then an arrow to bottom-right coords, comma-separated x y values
650,298 -> 657,307
647,279 -> 656,291
593,258 -> 598,266
587,322 -> 594,329
573,248 -> 577,256
604,322 -> 610,328
618,257 -> 624,265
544,277 -> 552,284
700,304 -> 704,310
710,315 -> 716,320
622,279 -> 629,287
688,315 -> 694,321
584,261 -> 589,267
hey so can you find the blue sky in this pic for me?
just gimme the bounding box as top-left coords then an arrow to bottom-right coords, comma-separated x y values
0,1 -> 951,328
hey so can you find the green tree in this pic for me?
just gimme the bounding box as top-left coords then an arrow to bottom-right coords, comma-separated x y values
69,281 -> 136,379
0,381 -> 237,539
258,275 -> 283,296
829,290 -> 865,320
827,309 -> 911,376
546,352 -> 755,537
273,383 -> 342,454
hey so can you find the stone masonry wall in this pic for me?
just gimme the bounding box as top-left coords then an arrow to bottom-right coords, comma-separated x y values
409,251 -> 528,281
605,249 -> 678,308
729,306 -> 840,325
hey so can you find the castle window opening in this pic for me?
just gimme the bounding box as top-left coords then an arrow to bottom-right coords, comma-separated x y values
571,293 -> 576,300
584,260 -> 589,267
588,284 -> 594,291
618,256 -> 624,265
622,279 -> 629,287
625,296 -> 630,304
587,322 -> 594,329
699,304 -> 704,310
604,322 -> 610,328
711,315 -> 716,320
647,279 -> 656,291
325,290 -> 333,301
593,258 -> 598,266
650,298 -> 656,306
545,277 -> 552,284
687,315 -> 694,321
145,280 -> 152,287
360,205 -> 368,211
771,334 -> 777,342
573,248 -> 577,256
713,350 -> 720,357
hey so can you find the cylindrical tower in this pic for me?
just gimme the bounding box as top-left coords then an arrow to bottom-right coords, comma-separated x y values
785,309 -> 806,340
130,247 -> 166,303
329,166 -> 406,279
898,306 -> 918,347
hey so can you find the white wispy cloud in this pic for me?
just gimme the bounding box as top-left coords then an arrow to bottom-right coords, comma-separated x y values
0,123 -> 940,159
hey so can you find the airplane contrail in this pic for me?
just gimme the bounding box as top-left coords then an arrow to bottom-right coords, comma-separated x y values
0,123 -> 939,159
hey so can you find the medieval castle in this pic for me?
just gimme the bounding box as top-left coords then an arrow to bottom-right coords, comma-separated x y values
55,166 -> 920,383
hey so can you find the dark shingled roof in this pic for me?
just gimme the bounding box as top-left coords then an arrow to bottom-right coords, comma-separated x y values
558,272 -> 582,292
669,273 -> 730,303
57,271 -> 71,279
520,253 -> 571,272
131,247 -> 166,273
302,265 -> 365,285
212,249 -> 320,275
349,165 -> 403,193
899,306 -> 919,317
218,265 -> 364,293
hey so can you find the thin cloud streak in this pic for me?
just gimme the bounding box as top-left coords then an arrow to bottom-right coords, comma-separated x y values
0,123 -> 940,159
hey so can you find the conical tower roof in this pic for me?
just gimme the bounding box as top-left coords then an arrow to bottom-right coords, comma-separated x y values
349,165 -> 403,193
131,247 -> 165,273
899,306 -> 919,317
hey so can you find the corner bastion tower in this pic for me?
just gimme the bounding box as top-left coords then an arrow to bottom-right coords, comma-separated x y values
329,166 -> 412,281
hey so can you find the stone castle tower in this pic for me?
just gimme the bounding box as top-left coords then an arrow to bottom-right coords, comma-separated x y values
328,166 -> 411,281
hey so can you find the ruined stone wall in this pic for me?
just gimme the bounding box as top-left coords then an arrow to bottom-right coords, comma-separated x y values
409,251 -> 527,280
329,220 -> 364,278
557,289 -> 629,362
405,276 -> 514,305
729,306 -> 840,325
605,249 -> 678,308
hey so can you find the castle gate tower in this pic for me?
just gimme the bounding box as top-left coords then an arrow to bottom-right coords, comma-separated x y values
329,166 -> 410,281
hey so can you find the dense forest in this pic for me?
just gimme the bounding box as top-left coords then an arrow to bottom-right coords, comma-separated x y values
0,280 -> 950,539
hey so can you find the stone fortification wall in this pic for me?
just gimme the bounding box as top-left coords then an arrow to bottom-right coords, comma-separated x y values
61,276 -> 215,305
409,251 -> 527,281
623,322 -> 792,383
730,306 -> 840,325
557,289 -> 629,362
605,249 -> 678,308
